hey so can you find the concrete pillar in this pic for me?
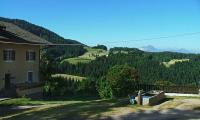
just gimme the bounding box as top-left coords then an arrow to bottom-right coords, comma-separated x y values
199,89 -> 200,95
137,90 -> 142,105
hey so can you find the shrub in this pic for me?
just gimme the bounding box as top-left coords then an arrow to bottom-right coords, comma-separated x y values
43,76 -> 81,97
97,65 -> 139,98
97,76 -> 113,98
78,77 -> 98,95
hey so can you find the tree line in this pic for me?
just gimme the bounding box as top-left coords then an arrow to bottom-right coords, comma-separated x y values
54,47 -> 200,86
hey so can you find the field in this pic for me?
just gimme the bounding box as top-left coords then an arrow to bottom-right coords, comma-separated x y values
162,59 -> 190,68
61,47 -> 108,64
0,96 -> 199,120
51,74 -> 86,81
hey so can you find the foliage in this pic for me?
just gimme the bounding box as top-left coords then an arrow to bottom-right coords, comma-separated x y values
40,53 -> 57,80
43,76 -> 98,97
97,65 -> 139,98
92,44 -> 108,51
57,47 -> 200,86
97,77 -> 113,98
78,77 -> 98,95
154,80 -> 174,86
43,77 -> 81,97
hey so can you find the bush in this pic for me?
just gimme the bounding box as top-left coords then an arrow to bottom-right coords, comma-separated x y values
92,45 -> 107,51
97,76 -> 113,98
43,76 -> 99,97
78,77 -> 98,95
43,77 -> 81,97
97,65 -> 139,98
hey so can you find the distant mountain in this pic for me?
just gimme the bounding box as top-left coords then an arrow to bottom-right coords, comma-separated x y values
170,48 -> 191,54
140,45 -> 200,54
139,45 -> 159,52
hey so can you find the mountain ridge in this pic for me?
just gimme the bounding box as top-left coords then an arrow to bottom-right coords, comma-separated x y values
0,17 -> 86,59
140,45 -> 200,54
0,17 -> 84,45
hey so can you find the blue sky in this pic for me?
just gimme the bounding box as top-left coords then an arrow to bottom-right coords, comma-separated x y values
1,0 -> 200,49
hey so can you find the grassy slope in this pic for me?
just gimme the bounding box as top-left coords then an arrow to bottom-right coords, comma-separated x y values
61,47 -> 108,64
51,74 -> 86,81
162,59 -> 190,68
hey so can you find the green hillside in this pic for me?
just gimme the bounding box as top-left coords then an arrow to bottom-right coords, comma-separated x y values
57,47 -> 200,86
61,47 -> 108,64
0,17 -> 82,44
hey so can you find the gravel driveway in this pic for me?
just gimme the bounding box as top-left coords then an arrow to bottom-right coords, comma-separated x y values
110,98 -> 200,120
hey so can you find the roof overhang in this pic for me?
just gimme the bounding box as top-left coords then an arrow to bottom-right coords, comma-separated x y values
0,27 -> 51,45
0,40 -> 52,46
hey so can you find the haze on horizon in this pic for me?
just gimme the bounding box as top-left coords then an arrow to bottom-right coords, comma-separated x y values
1,0 -> 200,50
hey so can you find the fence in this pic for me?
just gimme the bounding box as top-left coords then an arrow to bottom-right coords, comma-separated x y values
132,84 -> 199,94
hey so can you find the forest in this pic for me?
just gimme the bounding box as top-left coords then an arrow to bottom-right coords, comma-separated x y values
41,47 -> 200,98
54,47 -> 200,86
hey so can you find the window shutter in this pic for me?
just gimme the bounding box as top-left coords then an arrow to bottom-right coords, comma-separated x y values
3,50 -> 6,60
26,51 -> 29,61
33,52 -> 36,60
11,50 -> 15,60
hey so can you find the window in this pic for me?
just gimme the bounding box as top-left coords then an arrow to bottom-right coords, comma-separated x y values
26,51 -> 36,61
27,71 -> 33,82
3,49 -> 15,61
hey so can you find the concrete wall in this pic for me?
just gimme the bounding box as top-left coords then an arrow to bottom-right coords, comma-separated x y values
135,91 -> 165,106
16,86 -> 43,97
0,43 -> 40,90
148,91 -> 165,106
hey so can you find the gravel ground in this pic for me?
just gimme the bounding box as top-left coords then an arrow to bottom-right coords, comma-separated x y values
110,98 -> 200,120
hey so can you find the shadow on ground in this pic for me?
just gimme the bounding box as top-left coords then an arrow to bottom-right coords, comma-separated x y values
0,106 -> 31,117
1,98 -> 128,120
152,97 -> 174,106
2,97 -> 198,120
34,94 -> 101,101
193,107 -> 200,111
115,109 -> 200,120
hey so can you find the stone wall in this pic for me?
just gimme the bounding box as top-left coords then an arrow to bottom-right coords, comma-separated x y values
16,86 -> 43,97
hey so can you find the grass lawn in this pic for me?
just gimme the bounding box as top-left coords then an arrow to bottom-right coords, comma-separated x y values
0,96 -> 150,120
51,74 -> 86,81
61,47 -> 108,64
162,59 -> 190,68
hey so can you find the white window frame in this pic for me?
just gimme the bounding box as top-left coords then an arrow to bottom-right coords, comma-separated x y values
3,49 -> 15,62
27,71 -> 33,83
26,50 -> 36,62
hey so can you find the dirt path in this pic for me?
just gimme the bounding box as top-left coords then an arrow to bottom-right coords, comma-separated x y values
111,98 -> 200,120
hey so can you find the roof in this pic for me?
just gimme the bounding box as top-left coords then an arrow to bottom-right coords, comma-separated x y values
0,21 -> 52,45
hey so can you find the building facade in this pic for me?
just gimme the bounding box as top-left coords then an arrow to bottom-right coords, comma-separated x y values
0,22 -> 50,96
0,43 -> 40,90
